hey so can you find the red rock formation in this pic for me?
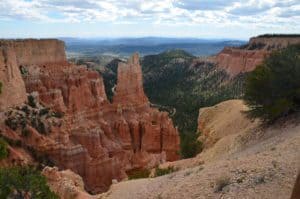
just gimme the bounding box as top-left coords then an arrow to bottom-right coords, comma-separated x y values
248,36 -> 300,50
0,39 -> 180,194
0,46 -> 27,110
0,39 -> 67,66
216,36 -> 300,77
42,167 -> 97,199
216,47 -> 269,76
113,53 -> 148,106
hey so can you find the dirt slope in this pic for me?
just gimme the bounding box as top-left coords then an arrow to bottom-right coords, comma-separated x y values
99,100 -> 300,199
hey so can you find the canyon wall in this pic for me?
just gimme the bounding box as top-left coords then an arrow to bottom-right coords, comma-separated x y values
216,35 -> 300,76
0,39 -> 67,66
0,39 -> 180,194
0,46 -> 27,110
248,36 -> 300,50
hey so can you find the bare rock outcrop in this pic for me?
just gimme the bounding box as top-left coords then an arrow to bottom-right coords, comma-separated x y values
0,46 -> 27,110
42,167 -> 97,199
216,35 -> 300,76
216,47 -> 269,76
0,39 -> 180,194
113,53 -> 148,106
248,36 -> 300,50
0,39 -> 67,66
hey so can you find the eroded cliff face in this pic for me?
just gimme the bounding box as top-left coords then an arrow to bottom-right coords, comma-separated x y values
0,39 -> 180,194
0,46 -> 27,110
0,39 -> 67,66
248,36 -> 300,50
216,36 -> 300,76
113,53 -> 148,106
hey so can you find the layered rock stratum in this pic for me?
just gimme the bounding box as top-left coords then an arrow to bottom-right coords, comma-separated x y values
216,35 -> 300,76
0,45 -> 27,110
0,39 -> 180,194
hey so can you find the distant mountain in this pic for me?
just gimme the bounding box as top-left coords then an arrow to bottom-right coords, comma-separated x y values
61,37 -> 246,57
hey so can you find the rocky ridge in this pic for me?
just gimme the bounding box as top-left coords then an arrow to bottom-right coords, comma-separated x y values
216,35 -> 300,76
0,39 -> 180,194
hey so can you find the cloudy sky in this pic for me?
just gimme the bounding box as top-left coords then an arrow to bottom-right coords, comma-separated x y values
0,0 -> 299,39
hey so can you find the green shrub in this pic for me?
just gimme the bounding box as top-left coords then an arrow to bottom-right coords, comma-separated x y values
0,135 -> 22,147
244,45 -> 300,122
28,95 -> 36,108
127,169 -> 150,180
0,138 -> 8,160
21,105 -> 30,115
0,166 -> 59,199
37,120 -> 47,135
52,111 -> 64,118
39,108 -> 50,116
21,127 -> 31,137
180,131 -> 203,159
4,118 -> 18,131
154,166 -> 176,177
19,65 -> 28,75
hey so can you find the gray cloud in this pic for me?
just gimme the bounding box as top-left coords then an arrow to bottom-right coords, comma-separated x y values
228,0 -> 300,16
174,0 -> 238,10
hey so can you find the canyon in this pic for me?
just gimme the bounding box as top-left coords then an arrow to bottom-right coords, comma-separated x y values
0,35 -> 299,199
0,39 -> 180,194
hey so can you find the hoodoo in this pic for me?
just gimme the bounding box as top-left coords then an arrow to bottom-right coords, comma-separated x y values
113,52 -> 149,106
0,39 -> 180,193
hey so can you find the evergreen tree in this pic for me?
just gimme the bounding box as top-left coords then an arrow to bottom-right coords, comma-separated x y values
244,45 -> 300,121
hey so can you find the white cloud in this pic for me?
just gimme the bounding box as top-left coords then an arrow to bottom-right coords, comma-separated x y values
0,0 -> 298,30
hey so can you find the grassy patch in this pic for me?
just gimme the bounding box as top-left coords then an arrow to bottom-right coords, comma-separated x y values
155,166 -> 176,177
0,138 -> 8,160
127,169 -> 151,180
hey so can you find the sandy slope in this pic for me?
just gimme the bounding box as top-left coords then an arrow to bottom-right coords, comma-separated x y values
99,100 -> 300,199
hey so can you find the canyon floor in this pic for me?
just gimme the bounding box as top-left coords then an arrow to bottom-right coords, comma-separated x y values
99,100 -> 300,199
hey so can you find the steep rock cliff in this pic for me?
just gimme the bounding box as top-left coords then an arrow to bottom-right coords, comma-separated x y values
113,53 -> 148,106
0,46 -> 27,110
216,35 -> 300,76
0,39 -> 180,194
0,39 -> 67,66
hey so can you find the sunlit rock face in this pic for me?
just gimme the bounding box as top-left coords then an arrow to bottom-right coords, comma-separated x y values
0,46 -> 27,110
0,39 -> 180,193
0,39 -> 67,66
113,53 -> 149,106
216,35 -> 300,77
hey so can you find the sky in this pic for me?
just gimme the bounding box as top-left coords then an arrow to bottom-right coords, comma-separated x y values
0,0 -> 299,40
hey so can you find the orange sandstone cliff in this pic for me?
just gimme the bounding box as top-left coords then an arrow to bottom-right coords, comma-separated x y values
0,46 -> 27,110
0,39 -> 180,194
216,35 -> 300,76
